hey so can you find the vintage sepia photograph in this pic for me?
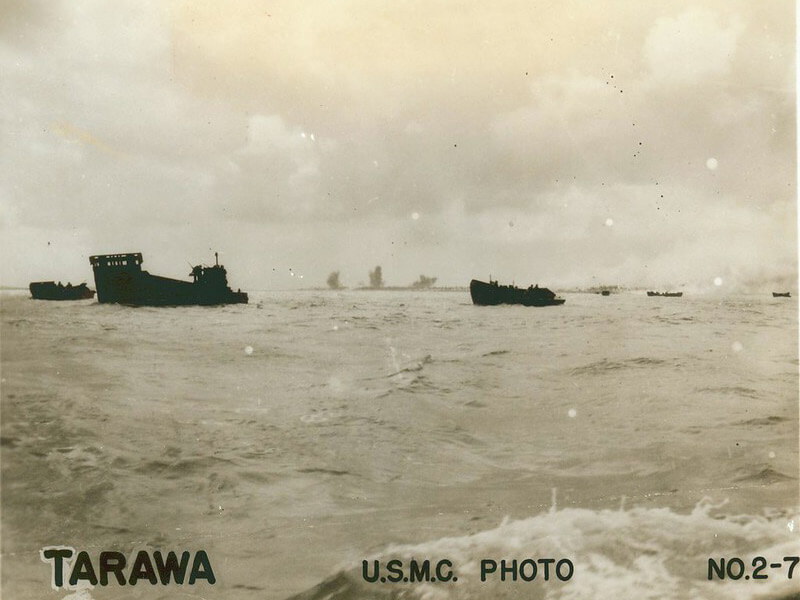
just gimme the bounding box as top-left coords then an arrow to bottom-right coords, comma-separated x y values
1,1 -> 798,599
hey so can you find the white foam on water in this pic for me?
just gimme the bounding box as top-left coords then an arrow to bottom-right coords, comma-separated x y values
329,499 -> 799,600
60,584 -> 94,600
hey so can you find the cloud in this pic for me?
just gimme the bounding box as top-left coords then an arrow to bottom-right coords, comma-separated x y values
0,1 -> 795,290
643,8 -> 744,85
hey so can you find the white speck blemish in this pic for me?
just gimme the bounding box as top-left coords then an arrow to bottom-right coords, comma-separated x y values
706,157 -> 718,170
568,409 -> 577,418
411,212 -> 420,220
714,277 -> 723,286
731,341 -> 743,352
244,346 -> 254,355
605,218 -> 613,227
769,451 -> 776,458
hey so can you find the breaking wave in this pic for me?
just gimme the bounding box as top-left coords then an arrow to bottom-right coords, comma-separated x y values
287,500 -> 799,600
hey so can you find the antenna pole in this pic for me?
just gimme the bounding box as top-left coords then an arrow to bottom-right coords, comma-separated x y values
215,252 -> 219,266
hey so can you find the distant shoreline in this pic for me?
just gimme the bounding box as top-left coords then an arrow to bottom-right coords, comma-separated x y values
2,285 -> 794,296
305,286 -> 469,292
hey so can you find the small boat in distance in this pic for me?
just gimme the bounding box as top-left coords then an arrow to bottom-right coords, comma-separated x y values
470,279 -> 565,307
600,290 -> 611,296
647,291 -> 683,297
89,252 -> 248,306
772,292 -> 791,297
29,281 -> 95,301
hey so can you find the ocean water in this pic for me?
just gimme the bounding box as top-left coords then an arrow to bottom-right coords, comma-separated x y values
1,290 -> 797,600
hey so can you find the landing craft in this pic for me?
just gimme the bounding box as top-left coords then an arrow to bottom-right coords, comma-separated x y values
469,279 -> 565,307
89,252 -> 247,306
646,291 -> 683,297
29,281 -> 95,301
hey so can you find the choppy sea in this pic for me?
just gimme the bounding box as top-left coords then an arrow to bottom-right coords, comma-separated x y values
1,290 -> 798,599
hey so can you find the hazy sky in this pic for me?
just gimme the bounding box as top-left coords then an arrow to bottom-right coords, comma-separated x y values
1,0 -> 796,290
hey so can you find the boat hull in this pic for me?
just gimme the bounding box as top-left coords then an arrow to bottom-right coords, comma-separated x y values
29,282 -> 95,301
90,253 -> 248,306
93,271 -> 248,306
772,292 -> 791,298
470,279 -> 565,307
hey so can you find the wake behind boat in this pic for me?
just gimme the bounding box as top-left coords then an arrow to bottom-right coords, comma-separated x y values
470,279 -> 565,307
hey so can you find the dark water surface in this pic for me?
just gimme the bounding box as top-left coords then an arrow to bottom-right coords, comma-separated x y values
2,290 -> 797,599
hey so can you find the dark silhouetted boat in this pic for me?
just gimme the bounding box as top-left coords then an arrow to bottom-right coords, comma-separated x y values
772,292 -> 791,297
89,252 -> 248,306
29,281 -> 95,301
470,279 -> 565,306
600,290 -> 611,296
647,291 -> 683,297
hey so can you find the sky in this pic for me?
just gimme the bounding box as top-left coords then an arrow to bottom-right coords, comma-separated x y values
0,0 -> 796,291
